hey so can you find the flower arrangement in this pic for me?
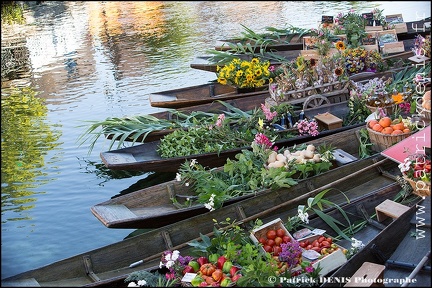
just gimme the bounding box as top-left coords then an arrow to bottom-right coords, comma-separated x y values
398,153 -> 431,196
413,34 -> 431,58
294,119 -> 320,136
271,54 -> 347,99
216,57 -> 272,88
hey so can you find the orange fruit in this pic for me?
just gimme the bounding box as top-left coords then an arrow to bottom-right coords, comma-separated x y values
391,129 -> 403,135
368,119 -> 379,129
379,117 -> 392,128
392,123 -> 404,131
382,127 -> 394,134
372,123 -> 383,132
403,128 -> 411,133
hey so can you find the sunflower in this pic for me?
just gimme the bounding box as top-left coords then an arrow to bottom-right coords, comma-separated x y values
334,67 -> 344,76
335,41 -> 346,51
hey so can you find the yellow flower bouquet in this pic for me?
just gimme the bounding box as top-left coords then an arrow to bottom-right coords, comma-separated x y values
216,57 -> 272,88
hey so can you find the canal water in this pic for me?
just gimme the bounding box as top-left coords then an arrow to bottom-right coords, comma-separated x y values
1,1 -> 430,279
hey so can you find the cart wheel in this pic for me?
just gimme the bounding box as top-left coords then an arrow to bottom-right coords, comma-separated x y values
303,94 -> 330,110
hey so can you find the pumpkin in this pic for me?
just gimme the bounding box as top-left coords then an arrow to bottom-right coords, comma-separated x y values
200,263 -> 216,276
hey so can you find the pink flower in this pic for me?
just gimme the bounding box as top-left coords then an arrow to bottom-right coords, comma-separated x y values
260,103 -> 277,121
215,113 -> 225,127
254,133 -> 273,149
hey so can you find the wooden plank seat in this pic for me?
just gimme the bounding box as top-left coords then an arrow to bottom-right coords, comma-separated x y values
344,262 -> 385,287
375,199 -> 410,222
91,204 -> 136,222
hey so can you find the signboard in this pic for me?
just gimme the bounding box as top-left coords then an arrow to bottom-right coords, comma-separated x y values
381,125 -> 431,164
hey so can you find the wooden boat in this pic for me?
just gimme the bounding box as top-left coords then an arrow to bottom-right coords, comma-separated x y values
105,69 -> 397,146
1,153 -> 421,287
322,196 -> 431,287
99,99 -> 363,172
93,125 -> 383,229
213,18 -> 430,52
148,82 -> 269,109
190,35 -> 424,73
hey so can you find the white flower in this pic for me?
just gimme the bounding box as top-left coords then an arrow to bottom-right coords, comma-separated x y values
137,280 -> 147,286
351,237 -> 365,249
190,159 -> 197,167
159,261 -> 163,269
128,282 -> 138,287
172,250 -> 180,260
298,210 -> 309,224
185,182 -> 190,187
176,173 -> 181,182
204,203 -> 215,211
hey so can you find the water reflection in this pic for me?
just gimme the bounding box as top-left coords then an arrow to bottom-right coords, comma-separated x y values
1,87 -> 62,221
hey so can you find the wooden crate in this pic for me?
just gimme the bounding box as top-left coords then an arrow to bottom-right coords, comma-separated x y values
250,218 -> 294,255
314,112 -> 343,130
361,32 -> 379,52
297,234 -> 347,276
386,14 -> 408,33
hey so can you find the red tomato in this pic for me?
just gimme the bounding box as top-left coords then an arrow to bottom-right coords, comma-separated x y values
273,245 -> 282,256
306,244 -> 313,250
326,237 -> 332,244
282,235 -> 291,243
266,229 -> 277,240
267,239 -> 275,247
312,240 -> 320,247
274,237 -> 283,246
311,246 -> 322,253
321,240 -> 330,247
258,237 -> 267,245
299,241 -> 306,248
318,236 -> 325,243
276,228 -> 285,237
263,245 -> 272,253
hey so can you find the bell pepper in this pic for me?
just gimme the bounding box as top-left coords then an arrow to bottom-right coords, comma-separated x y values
222,260 -> 233,273
220,278 -> 232,287
217,255 -> 227,269
229,266 -> 240,276
188,260 -> 200,273
197,256 -> 209,267
208,253 -> 219,264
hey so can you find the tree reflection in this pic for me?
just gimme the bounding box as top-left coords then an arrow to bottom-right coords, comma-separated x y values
1,87 -> 61,219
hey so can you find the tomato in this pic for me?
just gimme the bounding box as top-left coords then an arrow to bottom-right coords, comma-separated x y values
276,228 -> 285,237
212,269 -> 223,282
263,245 -> 273,253
283,235 -> 291,243
258,237 -> 267,245
267,239 -> 275,247
266,229 -> 277,240
273,245 -> 282,256
312,240 -> 320,247
274,236 -> 283,246
318,236 -> 325,243
306,244 -> 313,250
321,240 -> 330,247
299,241 -> 306,248
326,237 -> 332,244
200,263 -> 216,276
304,240 -> 310,246
311,246 -> 322,253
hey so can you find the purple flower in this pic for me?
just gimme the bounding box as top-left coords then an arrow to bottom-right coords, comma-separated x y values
254,133 -> 273,149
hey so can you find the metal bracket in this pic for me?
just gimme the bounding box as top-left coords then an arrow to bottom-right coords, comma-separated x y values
83,255 -> 101,282
235,205 -> 247,220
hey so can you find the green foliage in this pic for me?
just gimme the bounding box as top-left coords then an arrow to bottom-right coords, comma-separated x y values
1,2 -> 26,25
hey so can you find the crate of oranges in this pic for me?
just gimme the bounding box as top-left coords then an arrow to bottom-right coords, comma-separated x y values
366,116 -> 413,152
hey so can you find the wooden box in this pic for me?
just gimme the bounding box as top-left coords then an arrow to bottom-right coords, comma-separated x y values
383,42 -> 405,54
250,218 -> 294,255
300,49 -> 319,60
386,14 -> 408,33
297,234 -> 347,276
314,112 -> 342,130
361,32 -> 379,52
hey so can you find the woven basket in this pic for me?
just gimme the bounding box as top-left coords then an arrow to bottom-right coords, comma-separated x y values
366,104 -> 397,116
415,98 -> 431,120
403,176 -> 431,197
366,125 -> 413,152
